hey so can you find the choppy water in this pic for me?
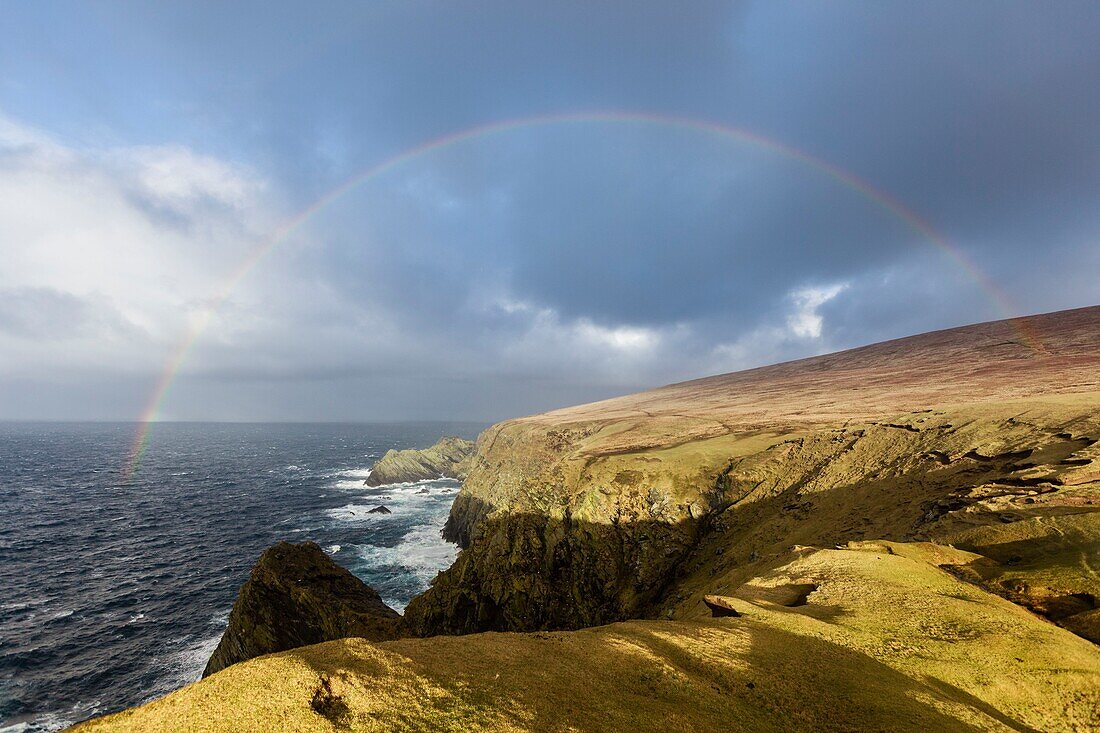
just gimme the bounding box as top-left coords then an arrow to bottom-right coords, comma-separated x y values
0,421 -> 482,732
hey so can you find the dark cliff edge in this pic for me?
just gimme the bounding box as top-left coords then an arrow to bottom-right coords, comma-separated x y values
203,542 -> 404,677
407,497 -> 713,634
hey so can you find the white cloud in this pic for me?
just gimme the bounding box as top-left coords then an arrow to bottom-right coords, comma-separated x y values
490,296 -> 662,353
475,295 -> 679,386
122,145 -> 260,211
0,113 -> 274,380
490,297 -> 661,354
786,283 -> 848,339
574,319 -> 659,351
707,281 -> 849,374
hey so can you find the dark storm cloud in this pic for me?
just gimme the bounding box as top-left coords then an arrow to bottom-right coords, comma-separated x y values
2,1 -> 1099,421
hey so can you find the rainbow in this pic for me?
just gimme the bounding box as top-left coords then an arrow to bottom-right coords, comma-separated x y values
124,110 -> 1043,480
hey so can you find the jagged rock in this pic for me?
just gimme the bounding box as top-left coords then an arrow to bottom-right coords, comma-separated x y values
367,505 -> 391,514
365,436 -> 475,486
203,541 -> 402,677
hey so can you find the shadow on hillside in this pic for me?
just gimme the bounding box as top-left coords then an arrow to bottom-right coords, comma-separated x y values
288,618 -> 1007,732
400,443 -> 1078,637
280,450 -> 1084,730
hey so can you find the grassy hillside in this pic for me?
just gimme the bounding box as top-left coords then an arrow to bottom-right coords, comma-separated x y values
76,307 -> 1100,731
76,543 -> 1098,732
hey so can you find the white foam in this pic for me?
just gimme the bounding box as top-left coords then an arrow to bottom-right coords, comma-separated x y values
352,510 -> 458,612
334,467 -> 373,480
363,477 -> 450,490
332,479 -> 371,491
143,612 -> 228,704
3,699 -> 103,733
3,596 -> 50,611
325,544 -> 341,554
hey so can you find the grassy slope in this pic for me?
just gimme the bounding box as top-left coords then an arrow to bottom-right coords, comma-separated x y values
77,543 -> 1098,732
76,307 -> 1100,731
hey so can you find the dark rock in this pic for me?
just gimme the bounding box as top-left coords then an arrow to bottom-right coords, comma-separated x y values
203,541 -> 402,677
368,505 -> 392,514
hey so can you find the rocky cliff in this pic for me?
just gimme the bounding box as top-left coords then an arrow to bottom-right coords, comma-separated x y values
364,436 -> 475,486
202,542 -> 403,677
78,306 -> 1100,731
405,306 -> 1100,638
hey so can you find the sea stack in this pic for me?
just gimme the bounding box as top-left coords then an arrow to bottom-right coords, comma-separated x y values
203,542 -> 403,677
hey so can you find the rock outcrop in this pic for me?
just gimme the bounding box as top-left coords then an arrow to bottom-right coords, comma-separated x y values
78,306 -> 1100,731
202,542 -> 402,677
404,306 -> 1100,637
365,436 -> 475,486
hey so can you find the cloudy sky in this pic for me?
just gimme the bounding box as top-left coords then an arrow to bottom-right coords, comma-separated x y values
1,2 -> 1098,422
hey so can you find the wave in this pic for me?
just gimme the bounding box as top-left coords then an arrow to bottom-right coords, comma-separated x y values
0,700 -> 103,733
142,612 -> 228,704
331,479 -> 372,491
333,467 -> 373,480
326,503 -> 404,520
349,510 -> 458,612
325,478 -> 458,522
357,477 -> 459,491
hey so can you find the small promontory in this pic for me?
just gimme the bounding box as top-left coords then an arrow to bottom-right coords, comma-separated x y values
365,435 -> 475,486
202,541 -> 402,677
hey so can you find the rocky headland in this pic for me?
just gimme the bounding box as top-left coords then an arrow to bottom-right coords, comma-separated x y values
76,306 -> 1100,732
202,542 -> 403,677
364,435 -> 474,486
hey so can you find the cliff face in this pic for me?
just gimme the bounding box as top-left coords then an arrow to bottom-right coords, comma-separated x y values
404,306 -> 1100,637
203,542 -> 403,677
79,307 -> 1100,731
406,421 -> 735,632
364,436 -> 475,486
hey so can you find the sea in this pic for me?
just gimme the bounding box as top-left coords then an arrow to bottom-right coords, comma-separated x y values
0,420 -> 484,732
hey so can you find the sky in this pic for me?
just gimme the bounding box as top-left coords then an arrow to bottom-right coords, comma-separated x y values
1,1 -> 1098,423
